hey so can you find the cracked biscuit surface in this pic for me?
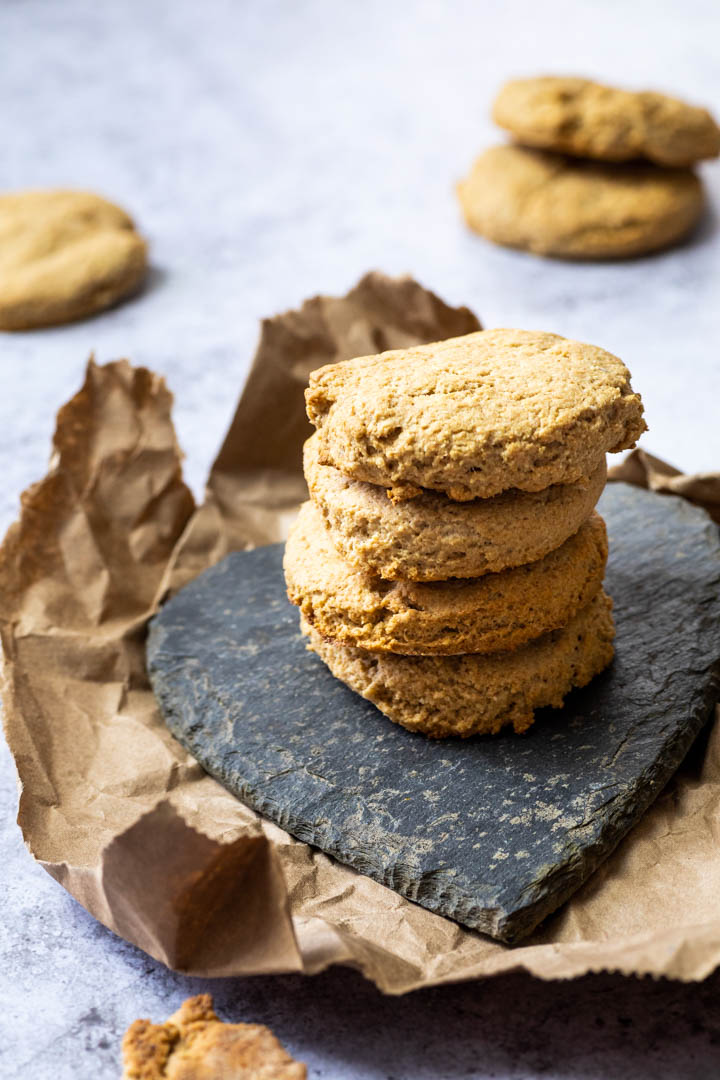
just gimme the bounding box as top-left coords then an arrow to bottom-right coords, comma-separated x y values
493,77 -> 720,166
0,189 -> 147,330
458,146 -> 704,259
285,500 -> 607,655
304,432 -> 606,580
303,590 -> 615,738
122,993 -> 306,1079
306,327 -> 645,500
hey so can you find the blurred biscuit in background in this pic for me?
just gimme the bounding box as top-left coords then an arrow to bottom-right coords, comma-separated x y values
458,144 -> 704,258
0,189 -> 147,330
493,76 -> 720,166
460,76 -> 717,259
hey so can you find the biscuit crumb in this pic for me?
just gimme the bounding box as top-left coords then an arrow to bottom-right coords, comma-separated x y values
122,994 -> 306,1079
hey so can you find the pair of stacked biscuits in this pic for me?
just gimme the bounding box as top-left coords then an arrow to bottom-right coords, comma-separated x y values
284,328 -> 646,738
458,77 -> 720,259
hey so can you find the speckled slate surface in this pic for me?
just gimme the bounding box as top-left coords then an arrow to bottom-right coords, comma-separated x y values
147,483 -> 720,943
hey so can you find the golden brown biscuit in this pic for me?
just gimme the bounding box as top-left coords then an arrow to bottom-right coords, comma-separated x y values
122,994 -> 306,1079
458,145 -> 704,260
493,76 -> 720,166
306,328 -> 645,501
285,500 -> 607,655
0,189 -> 147,330
304,432 -> 607,580
303,590 -> 615,738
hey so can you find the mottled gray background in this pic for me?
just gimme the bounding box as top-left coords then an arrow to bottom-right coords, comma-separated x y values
1,1 -> 720,1077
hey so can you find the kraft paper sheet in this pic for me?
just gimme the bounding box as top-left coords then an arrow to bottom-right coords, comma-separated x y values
2,272 -> 719,994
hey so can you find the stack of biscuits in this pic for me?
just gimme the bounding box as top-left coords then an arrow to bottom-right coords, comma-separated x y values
284,328 -> 646,738
458,77 -> 720,259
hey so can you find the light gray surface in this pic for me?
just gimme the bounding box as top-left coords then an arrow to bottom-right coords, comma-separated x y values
1,1 -> 720,1077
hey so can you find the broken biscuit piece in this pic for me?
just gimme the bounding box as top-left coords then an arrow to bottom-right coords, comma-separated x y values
122,994 -> 306,1079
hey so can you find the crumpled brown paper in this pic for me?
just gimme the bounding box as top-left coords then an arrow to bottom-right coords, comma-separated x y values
608,448 -> 720,524
2,272 -> 720,994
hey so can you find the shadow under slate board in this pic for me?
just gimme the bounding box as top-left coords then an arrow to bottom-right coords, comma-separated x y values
147,484 -> 720,943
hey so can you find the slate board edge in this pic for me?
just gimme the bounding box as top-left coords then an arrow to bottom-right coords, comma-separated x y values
500,670 -> 720,941
146,485 -> 720,946
148,634 -> 720,945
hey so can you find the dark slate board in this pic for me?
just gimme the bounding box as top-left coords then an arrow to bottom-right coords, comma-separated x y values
147,484 -> 720,943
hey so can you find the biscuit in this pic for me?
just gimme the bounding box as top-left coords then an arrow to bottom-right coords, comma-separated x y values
304,432 -> 606,580
493,76 -> 720,166
122,994 -> 306,1079
306,328 -> 645,501
286,500 -> 607,655
458,146 -> 704,260
0,189 -> 147,330
302,590 -> 615,738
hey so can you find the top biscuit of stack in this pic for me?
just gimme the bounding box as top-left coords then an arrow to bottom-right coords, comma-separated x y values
493,76 -> 720,166
292,326 -> 641,737
306,328 -> 646,502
